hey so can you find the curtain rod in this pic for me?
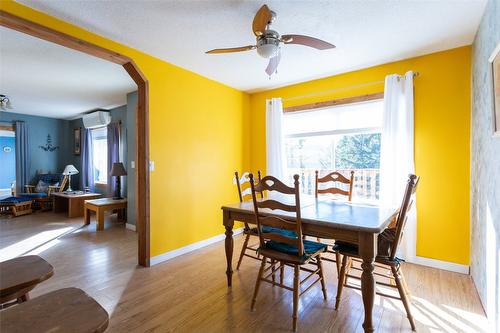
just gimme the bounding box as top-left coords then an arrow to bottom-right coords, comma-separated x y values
282,71 -> 419,102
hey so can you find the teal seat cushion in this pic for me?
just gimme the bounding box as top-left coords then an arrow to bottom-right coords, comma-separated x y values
248,226 -> 297,238
265,239 -> 327,256
261,225 -> 297,238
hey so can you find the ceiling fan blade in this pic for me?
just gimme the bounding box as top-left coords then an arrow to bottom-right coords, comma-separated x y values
252,5 -> 272,36
265,50 -> 281,76
281,34 -> 335,50
206,45 -> 256,54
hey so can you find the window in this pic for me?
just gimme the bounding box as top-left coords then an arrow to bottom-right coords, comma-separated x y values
91,127 -> 107,184
284,99 -> 383,201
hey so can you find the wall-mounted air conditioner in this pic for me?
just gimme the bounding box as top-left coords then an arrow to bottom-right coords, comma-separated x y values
82,111 -> 111,129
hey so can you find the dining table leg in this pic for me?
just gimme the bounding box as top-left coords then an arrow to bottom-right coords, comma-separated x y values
223,210 -> 234,287
359,232 -> 377,333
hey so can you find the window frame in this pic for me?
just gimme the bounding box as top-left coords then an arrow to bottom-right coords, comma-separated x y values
282,96 -> 384,201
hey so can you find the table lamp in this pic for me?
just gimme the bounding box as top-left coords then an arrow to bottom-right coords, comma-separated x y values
110,162 -> 127,199
62,164 -> 79,192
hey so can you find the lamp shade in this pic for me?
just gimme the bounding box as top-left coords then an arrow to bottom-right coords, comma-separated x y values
62,164 -> 79,175
110,162 -> 127,176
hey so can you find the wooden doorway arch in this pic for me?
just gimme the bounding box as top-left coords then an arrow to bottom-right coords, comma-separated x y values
0,10 -> 150,266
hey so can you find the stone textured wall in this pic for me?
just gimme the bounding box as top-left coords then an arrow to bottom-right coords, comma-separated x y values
471,0 -> 500,329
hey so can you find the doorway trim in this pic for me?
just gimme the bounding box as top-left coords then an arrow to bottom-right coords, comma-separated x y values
0,10 -> 151,266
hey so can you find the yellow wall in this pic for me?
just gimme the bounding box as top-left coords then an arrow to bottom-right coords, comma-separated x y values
249,47 -> 471,265
1,1 -> 471,265
1,1 -> 250,257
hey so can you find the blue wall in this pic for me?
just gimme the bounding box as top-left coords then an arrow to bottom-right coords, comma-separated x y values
0,100 -> 134,196
0,136 -> 16,188
0,112 -> 72,185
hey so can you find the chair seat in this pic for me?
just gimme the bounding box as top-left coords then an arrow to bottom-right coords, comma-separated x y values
332,241 -> 402,267
265,239 -> 327,257
245,226 -> 297,238
19,193 -> 48,198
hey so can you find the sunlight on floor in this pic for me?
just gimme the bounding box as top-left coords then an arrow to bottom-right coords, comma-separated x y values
348,275 -> 488,332
0,226 -> 74,261
413,297 -> 487,333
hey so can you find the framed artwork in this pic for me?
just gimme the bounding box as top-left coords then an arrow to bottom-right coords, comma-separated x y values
74,128 -> 81,155
490,42 -> 500,137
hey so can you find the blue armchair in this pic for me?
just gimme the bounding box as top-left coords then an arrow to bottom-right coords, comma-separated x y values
22,173 -> 68,198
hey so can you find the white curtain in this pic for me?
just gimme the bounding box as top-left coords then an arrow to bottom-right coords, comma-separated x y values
266,98 -> 286,181
379,71 -> 416,261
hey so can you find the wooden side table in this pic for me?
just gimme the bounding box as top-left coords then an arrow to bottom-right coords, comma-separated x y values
84,198 -> 127,231
53,192 -> 101,218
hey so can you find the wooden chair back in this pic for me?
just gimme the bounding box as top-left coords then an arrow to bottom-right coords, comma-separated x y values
389,174 -> 420,260
234,171 -> 262,202
249,174 -> 304,256
315,170 -> 354,201
47,175 -> 68,196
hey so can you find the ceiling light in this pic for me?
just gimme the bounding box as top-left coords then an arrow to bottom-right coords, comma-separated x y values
0,95 -> 13,111
257,43 -> 278,58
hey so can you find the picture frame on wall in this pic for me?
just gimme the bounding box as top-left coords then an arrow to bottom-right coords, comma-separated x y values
489,41 -> 500,137
74,127 -> 81,155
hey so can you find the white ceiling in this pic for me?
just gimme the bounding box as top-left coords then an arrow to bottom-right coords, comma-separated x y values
0,26 -> 136,119
17,0 -> 487,92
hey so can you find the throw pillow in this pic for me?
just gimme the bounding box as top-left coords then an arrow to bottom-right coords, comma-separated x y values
35,180 -> 49,193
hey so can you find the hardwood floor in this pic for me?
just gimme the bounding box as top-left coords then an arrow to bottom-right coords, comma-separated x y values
0,212 -> 487,332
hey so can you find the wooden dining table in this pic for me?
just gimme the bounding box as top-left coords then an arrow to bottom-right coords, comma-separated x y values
221,196 -> 398,333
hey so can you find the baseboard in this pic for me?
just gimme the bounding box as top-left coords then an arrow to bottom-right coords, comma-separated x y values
150,227 -> 244,266
125,223 -> 136,232
410,255 -> 469,274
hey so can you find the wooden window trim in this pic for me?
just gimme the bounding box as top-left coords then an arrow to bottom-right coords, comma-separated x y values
283,92 -> 384,113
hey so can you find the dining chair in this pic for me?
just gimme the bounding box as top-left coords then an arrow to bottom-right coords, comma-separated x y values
235,171 -> 263,270
314,170 -> 355,201
334,174 -> 419,331
314,170 -> 355,273
249,173 -> 328,332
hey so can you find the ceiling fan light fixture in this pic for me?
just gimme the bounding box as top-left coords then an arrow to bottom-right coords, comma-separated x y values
257,43 -> 278,58
204,4 -> 336,75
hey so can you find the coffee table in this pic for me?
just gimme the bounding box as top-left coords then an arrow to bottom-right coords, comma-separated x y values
84,198 -> 127,231
53,192 -> 101,218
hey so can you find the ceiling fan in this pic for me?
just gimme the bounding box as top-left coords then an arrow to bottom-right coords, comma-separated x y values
205,4 -> 336,76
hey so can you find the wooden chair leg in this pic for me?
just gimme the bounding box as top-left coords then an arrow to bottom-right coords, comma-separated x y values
391,266 -> 416,331
335,255 -> 349,310
236,233 -> 251,270
271,259 -> 276,284
317,256 -> 328,300
251,257 -> 267,311
335,252 -> 342,275
280,261 -> 284,285
292,265 -> 300,332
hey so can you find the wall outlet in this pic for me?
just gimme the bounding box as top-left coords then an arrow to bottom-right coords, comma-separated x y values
131,161 -> 135,169
149,160 -> 154,172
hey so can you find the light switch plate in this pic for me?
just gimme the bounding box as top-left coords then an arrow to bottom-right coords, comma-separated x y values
149,161 -> 154,172
131,161 -> 135,169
